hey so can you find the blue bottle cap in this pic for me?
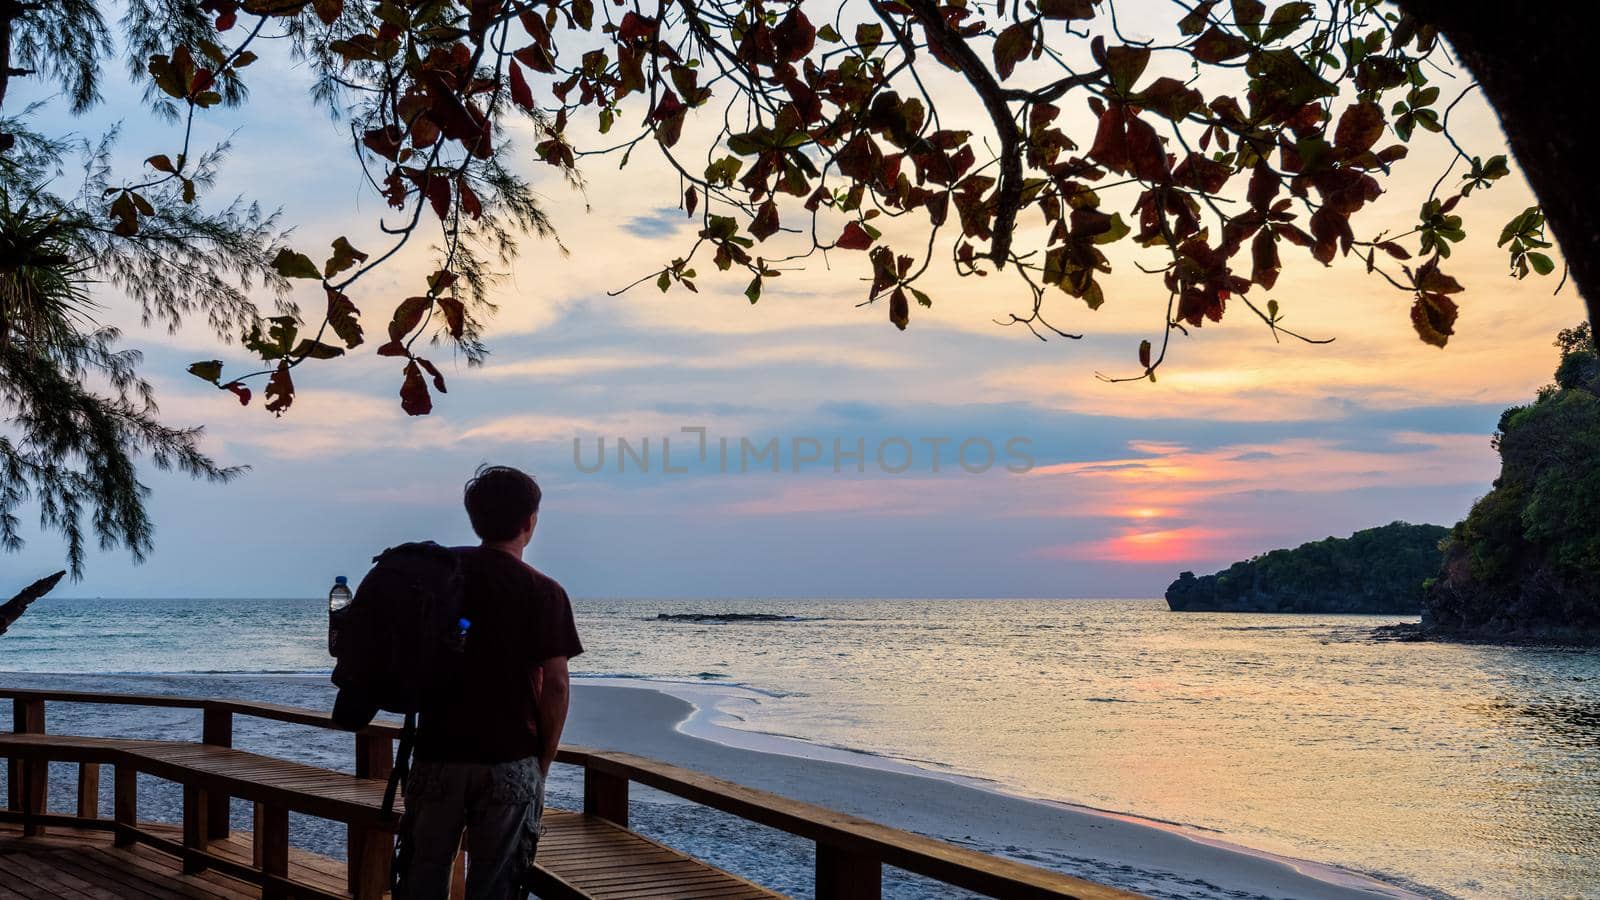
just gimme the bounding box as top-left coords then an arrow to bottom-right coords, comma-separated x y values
335,575 -> 348,584
458,618 -> 472,630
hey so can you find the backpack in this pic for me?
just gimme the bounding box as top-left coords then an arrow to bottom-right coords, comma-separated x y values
328,541 -> 466,817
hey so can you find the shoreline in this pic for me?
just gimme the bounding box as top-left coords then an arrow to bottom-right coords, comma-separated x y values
567,677 -> 1426,900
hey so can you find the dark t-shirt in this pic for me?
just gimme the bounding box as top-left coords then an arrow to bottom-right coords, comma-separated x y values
415,547 -> 583,763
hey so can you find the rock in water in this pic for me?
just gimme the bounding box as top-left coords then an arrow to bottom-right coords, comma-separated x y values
1165,523 -> 1449,613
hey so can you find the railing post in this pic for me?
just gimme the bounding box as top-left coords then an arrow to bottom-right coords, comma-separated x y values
816,844 -> 883,900
113,764 -> 137,847
202,704 -> 233,840
354,731 -> 394,781
77,762 -> 101,819
182,784 -> 211,872
350,730 -> 395,895
255,802 -> 290,900
583,766 -> 629,827
12,697 -> 46,836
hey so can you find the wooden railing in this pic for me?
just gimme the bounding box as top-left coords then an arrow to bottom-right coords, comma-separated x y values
1,687 -> 1136,900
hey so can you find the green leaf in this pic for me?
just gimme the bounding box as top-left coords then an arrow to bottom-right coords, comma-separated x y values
187,360 -> 223,384
1092,213 -> 1131,245
855,23 -> 883,55
323,236 -> 369,278
1102,46 -> 1150,95
1262,2 -> 1314,42
271,248 -> 322,280
1528,252 -> 1556,276
745,276 -> 762,304
289,339 -> 345,360
993,23 -> 1034,81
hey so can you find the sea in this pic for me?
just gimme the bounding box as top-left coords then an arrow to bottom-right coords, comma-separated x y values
2,597 -> 1596,900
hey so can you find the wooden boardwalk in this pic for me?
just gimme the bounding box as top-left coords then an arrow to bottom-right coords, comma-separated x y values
2,688 -> 1139,900
0,815 -> 779,900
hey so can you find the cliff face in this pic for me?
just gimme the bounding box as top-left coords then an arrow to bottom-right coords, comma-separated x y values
1166,522 -> 1450,613
1422,336 -> 1600,645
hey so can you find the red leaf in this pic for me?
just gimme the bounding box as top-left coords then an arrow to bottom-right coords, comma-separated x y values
264,361 -> 294,416
836,222 -> 875,250
427,175 -> 451,220
993,23 -> 1033,81
376,340 -> 409,357
750,201 -> 780,240
400,361 -> 433,415
1334,101 -> 1385,154
361,125 -> 403,161
1376,240 -> 1411,261
428,269 -> 458,292
1410,292 -> 1458,347
685,186 -> 698,218
458,177 -> 482,220
1087,106 -> 1130,174
889,287 -> 909,331
326,288 -> 364,348
772,8 -> 816,62
224,382 -> 251,406
312,0 -> 343,26
508,59 -> 535,111
1251,229 -> 1281,290
437,297 -> 465,339
388,296 -> 432,341
417,358 -> 448,392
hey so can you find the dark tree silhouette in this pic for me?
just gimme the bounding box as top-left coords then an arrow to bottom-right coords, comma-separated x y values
0,0 -> 1583,575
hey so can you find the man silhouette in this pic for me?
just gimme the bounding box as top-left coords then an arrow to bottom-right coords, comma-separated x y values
396,465 -> 583,899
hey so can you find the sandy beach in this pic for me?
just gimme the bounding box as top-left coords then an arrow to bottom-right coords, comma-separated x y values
561,681 -> 1416,900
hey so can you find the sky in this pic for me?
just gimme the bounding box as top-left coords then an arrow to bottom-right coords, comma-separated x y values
0,4 -> 1580,599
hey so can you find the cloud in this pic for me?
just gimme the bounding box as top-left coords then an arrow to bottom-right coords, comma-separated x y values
619,208 -> 687,238
1037,526 -> 1242,563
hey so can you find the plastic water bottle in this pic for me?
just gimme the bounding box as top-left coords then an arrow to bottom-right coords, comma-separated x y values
327,576 -> 352,656
448,617 -> 471,653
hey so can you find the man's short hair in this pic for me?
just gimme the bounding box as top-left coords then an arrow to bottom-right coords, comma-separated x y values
463,465 -> 542,541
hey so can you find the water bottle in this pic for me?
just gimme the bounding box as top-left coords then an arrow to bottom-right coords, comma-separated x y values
448,617 -> 471,653
327,576 -> 352,656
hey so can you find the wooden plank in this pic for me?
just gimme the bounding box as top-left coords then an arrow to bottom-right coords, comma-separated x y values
75,764 -> 99,821
0,851 -> 102,900
38,849 -> 173,900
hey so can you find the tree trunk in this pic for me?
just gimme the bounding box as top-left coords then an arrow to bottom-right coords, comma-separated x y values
1401,1 -> 1600,332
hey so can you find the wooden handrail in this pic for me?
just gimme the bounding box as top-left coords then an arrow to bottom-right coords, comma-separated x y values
0,688 -> 403,739
2,687 -> 1140,900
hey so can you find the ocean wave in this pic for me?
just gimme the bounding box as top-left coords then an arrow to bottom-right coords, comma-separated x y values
576,672 -> 803,699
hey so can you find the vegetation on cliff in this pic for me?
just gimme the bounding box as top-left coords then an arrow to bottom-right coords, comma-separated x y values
1166,522 -> 1449,613
1424,325 -> 1600,643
